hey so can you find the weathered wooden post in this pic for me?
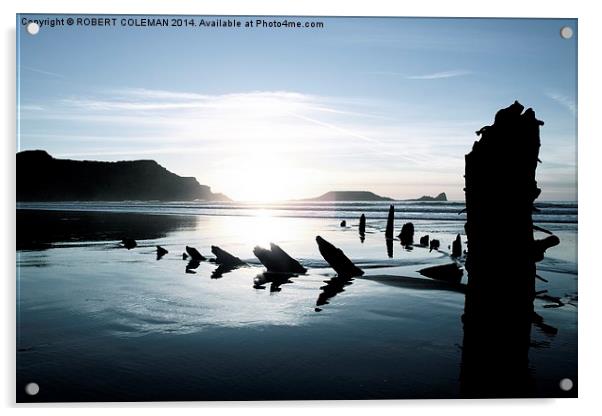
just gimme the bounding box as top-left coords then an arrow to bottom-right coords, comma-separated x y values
461,101 -> 558,397
399,222 -> 414,246
359,214 -> 366,235
385,205 -> 394,239
359,214 -> 366,243
451,234 -> 462,257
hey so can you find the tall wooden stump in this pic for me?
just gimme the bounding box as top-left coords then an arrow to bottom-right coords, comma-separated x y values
385,205 -> 394,239
359,214 -> 366,235
461,101 -> 547,397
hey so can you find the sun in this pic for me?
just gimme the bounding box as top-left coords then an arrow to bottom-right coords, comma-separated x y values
216,151 -> 306,202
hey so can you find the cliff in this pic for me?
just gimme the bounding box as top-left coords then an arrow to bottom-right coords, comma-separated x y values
16,150 -> 229,202
305,191 -> 394,202
409,192 -> 447,202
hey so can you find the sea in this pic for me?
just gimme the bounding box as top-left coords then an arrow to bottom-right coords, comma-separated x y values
16,200 -> 578,401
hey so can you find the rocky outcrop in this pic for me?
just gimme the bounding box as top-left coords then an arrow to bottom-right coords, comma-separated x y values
408,192 -> 447,202
305,191 -> 393,202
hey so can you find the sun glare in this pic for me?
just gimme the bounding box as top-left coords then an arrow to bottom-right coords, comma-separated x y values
215,145 -> 308,202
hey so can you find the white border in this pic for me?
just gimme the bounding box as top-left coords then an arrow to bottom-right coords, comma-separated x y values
2,0 -> 601,414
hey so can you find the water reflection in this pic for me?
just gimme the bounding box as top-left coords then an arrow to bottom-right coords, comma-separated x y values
253,272 -> 296,292
211,263 -> 241,279
17,209 -> 198,250
386,238 -> 393,258
216,209 -> 312,250
185,259 -> 201,274
315,275 -> 355,312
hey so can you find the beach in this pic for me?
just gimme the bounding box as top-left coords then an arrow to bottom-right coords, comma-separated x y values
16,201 -> 577,401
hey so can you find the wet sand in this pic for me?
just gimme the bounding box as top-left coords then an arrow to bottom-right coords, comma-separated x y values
16,209 -> 577,401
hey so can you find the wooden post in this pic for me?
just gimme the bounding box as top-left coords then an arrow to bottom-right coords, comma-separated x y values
399,222 -> 414,246
461,101 -> 556,397
359,214 -> 366,235
385,205 -> 394,239
451,234 -> 462,257
316,236 -> 363,277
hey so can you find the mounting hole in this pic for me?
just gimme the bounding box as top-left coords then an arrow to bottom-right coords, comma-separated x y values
559,378 -> 573,391
26,22 -> 40,35
560,26 -> 573,39
25,382 -> 39,396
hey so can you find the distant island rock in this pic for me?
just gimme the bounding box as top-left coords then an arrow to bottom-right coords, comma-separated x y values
17,150 -> 230,202
408,192 -> 447,202
304,191 -> 394,202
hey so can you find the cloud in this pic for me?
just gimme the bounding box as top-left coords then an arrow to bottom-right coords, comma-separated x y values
546,91 -> 577,115
18,87 -> 492,189
23,89 -> 394,149
406,70 -> 472,80
21,65 -> 64,79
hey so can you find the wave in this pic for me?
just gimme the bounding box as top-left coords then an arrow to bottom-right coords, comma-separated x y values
16,200 -> 578,224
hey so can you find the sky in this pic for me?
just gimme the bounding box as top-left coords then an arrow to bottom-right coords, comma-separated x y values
17,16 -> 577,201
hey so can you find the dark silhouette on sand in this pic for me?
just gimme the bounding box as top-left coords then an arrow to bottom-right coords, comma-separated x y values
209,246 -> 246,278
315,236 -> 363,277
253,243 -> 307,274
429,239 -> 440,252
385,205 -> 394,240
17,150 -> 229,202
211,246 -> 246,267
419,263 -> 463,284
358,214 -> 366,243
451,234 -> 462,258
419,235 -> 430,247
399,222 -> 414,247
156,245 -> 168,260
121,238 -> 137,250
461,101 -> 559,398
185,246 -> 206,261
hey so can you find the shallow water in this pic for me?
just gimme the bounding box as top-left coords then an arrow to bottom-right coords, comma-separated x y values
16,206 -> 577,401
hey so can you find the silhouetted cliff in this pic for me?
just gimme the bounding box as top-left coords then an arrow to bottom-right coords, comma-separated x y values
305,191 -> 393,202
409,192 -> 447,202
17,150 -> 229,202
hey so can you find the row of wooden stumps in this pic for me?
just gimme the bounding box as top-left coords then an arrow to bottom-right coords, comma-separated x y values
123,202 -> 467,286
381,203 -> 457,253
460,101 -> 560,398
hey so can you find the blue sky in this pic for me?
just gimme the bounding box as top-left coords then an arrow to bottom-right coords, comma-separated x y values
17,16 -> 577,201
